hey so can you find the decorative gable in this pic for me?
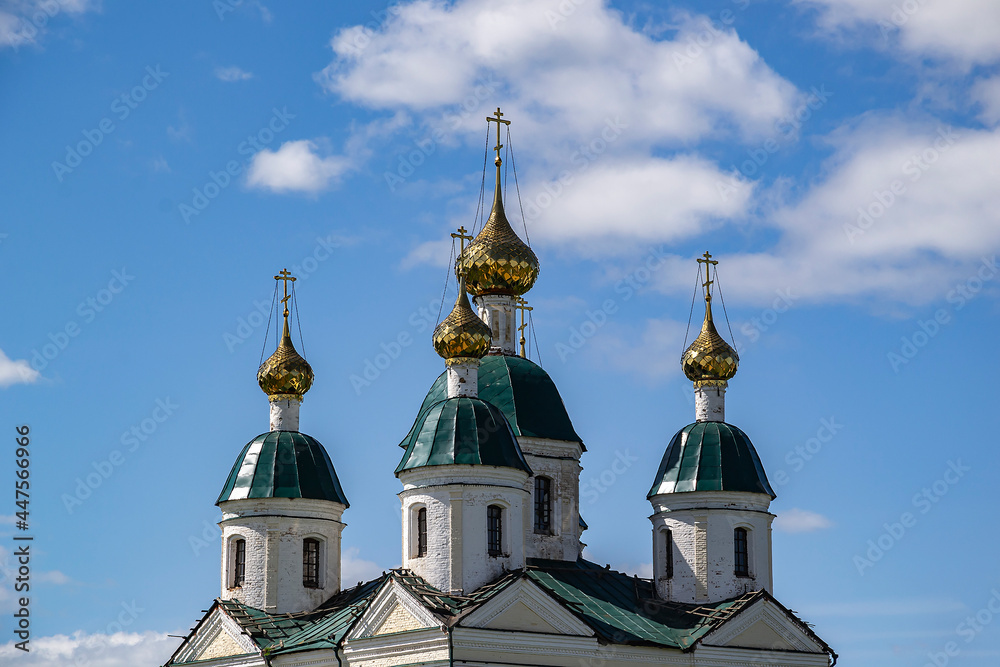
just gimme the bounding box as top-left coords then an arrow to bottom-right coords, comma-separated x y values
169,606 -> 259,664
348,580 -> 440,640
701,597 -> 826,653
460,578 -> 594,636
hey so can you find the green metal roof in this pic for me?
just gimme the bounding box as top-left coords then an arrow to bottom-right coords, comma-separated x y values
217,431 -> 349,506
648,422 -> 775,499
396,397 -> 531,474
400,355 -> 583,448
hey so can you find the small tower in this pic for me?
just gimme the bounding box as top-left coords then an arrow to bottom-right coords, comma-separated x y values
396,276 -> 532,594
457,107 -> 540,356
648,253 -> 776,604
216,270 -> 349,613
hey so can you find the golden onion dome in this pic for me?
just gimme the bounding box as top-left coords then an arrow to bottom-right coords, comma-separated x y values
457,158 -> 539,297
682,298 -> 739,386
433,276 -> 492,361
258,316 -> 314,398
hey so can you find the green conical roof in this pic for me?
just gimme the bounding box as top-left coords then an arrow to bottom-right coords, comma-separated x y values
218,431 -> 349,505
400,355 -> 582,448
396,397 -> 531,474
648,422 -> 774,499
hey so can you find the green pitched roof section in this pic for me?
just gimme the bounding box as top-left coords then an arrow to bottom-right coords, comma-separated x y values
396,397 -> 531,474
525,558 -> 753,649
217,431 -> 349,506
400,355 -> 583,448
647,422 -> 775,499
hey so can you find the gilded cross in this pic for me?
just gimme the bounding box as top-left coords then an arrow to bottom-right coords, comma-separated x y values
451,225 -> 474,255
696,251 -> 718,302
486,107 -> 511,164
274,268 -> 297,317
514,297 -> 533,358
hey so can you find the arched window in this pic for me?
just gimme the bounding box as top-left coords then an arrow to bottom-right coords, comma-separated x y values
417,507 -> 428,557
534,477 -> 552,534
734,528 -> 749,577
663,529 -> 674,579
233,538 -> 246,588
303,538 -> 320,588
487,505 -> 503,557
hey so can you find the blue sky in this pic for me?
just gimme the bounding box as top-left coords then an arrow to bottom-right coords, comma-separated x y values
1,0 -> 999,665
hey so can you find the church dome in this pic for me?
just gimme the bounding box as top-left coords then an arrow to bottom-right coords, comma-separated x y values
681,300 -> 738,385
217,431 -> 349,505
396,397 -> 531,474
648,421 -> 774,499
258,318 -> 314,398
432,277 -> 492,360
400,355 -> 582,448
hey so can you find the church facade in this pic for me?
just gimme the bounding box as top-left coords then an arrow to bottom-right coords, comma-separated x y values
165,111 -> 836,667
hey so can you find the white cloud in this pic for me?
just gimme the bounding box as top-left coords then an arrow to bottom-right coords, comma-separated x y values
794,0 -> 1000,65
341,546 -> 386,585
0,631 -> 178,666
318,0 -> 801,152
247,140 -> 353,193
972,75 -> 1000,126
0,0 -> 99,50
214,65 -> 254,82
566,318 -> 688,381
0,349 -> 39,387
773,508 -> 833,533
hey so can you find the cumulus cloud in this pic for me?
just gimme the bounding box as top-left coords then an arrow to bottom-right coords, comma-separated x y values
0,631 -> 178,666
214,65 -> 254,82
341,546 -> 387,585
793,0 -> 1000,65
247,140 -> 354,193
972,75 -> 1000,126
0,349 -> 39,387
0,0 -> 99,50
773,508 -> 833,533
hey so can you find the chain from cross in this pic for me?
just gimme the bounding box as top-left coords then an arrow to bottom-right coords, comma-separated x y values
274,268 -> 297,317
696,251 -> 718,302
514,297 -> 533,357
486,107 -> 511,164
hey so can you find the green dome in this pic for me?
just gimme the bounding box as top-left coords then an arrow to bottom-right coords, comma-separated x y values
396,397 -> 531,474
217,431 -> 349,505
400,355 -> 582,448
648,422 -> 775,499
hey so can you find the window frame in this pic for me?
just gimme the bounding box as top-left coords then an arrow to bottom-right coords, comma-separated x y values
734,527 -> 750,578
663,528 -> 674,579
303,538 -> 321,589
416,507 -> 428,557
533,476 -> 553,535
487,505 -> 503,557
233,538 -> 246,588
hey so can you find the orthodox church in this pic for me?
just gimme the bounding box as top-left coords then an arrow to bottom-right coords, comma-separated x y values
165,111 -> 836,667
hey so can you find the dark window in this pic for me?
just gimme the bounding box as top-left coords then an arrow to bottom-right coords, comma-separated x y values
487,505 -> 503,557
534,477 -> 552,534
303,538 -> 320,588
233,539 -> 246,587
734,528 -> 749,577
664,529 -> 674,579
417,507 -> 428,557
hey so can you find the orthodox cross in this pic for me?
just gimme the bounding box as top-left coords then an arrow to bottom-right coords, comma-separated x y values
514,297 -> 533,358
487,107 -> 511,164
696,251 -> 717,302
274,268 -> 297,317
451,225 -> 474,254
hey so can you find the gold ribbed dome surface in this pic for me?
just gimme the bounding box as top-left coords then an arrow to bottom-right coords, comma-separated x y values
682,301 -> 739,385
258,319 -> 314,397
433,278 -> 492,360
